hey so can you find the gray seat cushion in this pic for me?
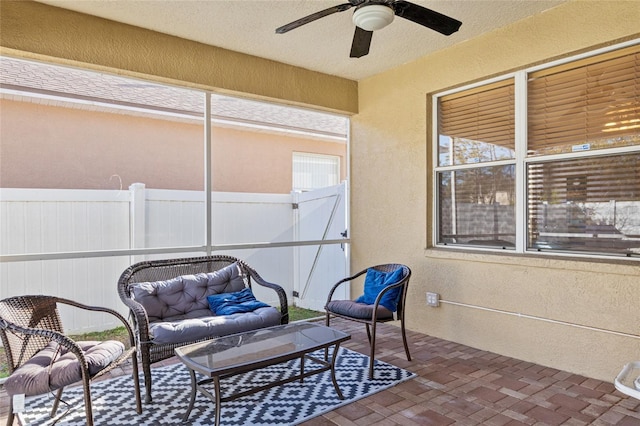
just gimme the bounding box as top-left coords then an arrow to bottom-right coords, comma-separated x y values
326,300 -> 394,320
4,340 -> 125,397
149,306 -> 281,344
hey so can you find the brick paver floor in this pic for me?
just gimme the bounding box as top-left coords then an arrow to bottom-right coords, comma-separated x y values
2,318 -> 639,425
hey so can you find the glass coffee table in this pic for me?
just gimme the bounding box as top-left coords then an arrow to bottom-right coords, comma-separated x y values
174,322 -> 351,425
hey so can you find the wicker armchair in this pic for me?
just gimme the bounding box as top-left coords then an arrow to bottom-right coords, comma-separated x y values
0,295 -> 142,426
117,255 -> 289,403
325,263 -> 412,379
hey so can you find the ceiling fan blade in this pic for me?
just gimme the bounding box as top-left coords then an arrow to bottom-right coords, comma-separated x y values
392,0 -> 462,35
276,3 -> 354,34
350,26 -> 373,58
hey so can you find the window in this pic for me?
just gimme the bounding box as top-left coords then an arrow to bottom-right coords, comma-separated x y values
527,154 -> 640,254
292,152 -> 340,191
437,79 -> 517,248
434,41 -> 640,258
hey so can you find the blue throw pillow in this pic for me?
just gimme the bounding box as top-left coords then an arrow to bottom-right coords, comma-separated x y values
207,287 -> 270,316
355,267 -> 404,312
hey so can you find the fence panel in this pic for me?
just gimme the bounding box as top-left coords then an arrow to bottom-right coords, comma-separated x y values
145,189 -> 206,248
1,186 -> 348,333
0,188 -> 131,255
210,192 -> 295,306
1,189 -> 133,332
1,187 -> 314,333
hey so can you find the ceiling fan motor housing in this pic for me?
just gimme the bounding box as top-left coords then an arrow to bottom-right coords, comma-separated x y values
352,4 -> 395,31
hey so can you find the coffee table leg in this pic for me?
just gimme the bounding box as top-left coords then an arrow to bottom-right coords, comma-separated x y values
214,377 -> 222,426
330,343 -> 345,400
299,355 -> 304,383
182,368 -> 198,422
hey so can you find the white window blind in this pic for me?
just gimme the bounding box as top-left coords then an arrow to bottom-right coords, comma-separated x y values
292,152 -> 340,191
528,45 -> 640,155
438,79 -> 515,166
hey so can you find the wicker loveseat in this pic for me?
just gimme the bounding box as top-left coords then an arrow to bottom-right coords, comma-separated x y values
117,255 -> 289,403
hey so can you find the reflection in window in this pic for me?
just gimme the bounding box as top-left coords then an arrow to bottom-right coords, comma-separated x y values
439,135 -> 516,166
528,154 -> 640,255
438,165 -> 516,248
528,48 -> 640,156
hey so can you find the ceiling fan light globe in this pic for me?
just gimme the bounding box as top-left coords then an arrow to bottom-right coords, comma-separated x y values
352,5 -> 394,31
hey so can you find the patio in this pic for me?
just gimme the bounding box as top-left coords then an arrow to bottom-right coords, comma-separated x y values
2,318 -> 638,425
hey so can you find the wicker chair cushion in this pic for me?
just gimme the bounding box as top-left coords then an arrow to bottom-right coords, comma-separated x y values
4,340 -> 125,397
355,267 -> 404,312
326,300 -> 394,320
148,306 -> 281,344
207,287 -> 270,315
130,262 -> 245,321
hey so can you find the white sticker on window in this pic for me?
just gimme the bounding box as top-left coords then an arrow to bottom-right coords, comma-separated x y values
572,143 -> 591,152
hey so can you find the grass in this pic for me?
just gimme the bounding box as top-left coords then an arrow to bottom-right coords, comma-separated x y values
288,305 -> 323,322
0,306 -> 322,379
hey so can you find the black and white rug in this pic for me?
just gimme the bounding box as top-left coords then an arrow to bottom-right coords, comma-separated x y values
20,348 -> 415,425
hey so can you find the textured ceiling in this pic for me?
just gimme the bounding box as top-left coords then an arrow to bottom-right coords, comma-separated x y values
36,0 -> 568,81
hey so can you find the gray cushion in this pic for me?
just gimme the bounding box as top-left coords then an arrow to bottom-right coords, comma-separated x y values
326,300 -> 394,320
4,340 -> 125,397
130,262 -> 246,321
148,306 -> 281,344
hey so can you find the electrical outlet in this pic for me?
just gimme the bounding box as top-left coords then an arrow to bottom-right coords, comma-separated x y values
426,292 -> 440,307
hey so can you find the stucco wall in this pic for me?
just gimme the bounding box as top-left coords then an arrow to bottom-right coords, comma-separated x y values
0,99 -> 346,192
353,0 -> 640,381
212,126 -> 346,194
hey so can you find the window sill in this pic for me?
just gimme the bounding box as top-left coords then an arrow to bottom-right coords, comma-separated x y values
424,246 -> 640,275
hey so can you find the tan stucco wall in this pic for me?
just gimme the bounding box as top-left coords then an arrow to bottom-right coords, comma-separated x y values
0,98 -> 346,192
213,126 -> 347,194
353,0 -> 640,381
0,99 -> 203,190
0,1 -> 357,115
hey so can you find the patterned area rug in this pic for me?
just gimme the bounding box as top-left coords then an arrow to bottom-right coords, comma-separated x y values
20,348 -> 415,425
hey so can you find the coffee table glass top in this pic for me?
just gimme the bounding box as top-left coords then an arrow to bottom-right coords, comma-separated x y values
174,322 -> 350,375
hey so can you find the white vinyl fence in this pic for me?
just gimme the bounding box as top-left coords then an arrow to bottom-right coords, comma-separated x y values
0,183 -> 348,333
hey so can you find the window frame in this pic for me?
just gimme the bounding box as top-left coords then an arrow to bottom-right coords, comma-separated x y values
432,39 -> 640,261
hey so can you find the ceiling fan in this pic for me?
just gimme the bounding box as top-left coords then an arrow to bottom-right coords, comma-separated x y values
276,0 -> 462,58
